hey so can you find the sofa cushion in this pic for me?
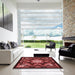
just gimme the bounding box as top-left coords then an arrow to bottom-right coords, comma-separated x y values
13,47 -> 23,60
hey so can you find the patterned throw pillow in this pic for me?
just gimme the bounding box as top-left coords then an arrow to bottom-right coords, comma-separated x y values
10,42 -> 18,48
0,42 -> 8,49
7,43 -> 11,49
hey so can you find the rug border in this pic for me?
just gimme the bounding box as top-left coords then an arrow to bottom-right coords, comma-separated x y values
13,57 -> 63,69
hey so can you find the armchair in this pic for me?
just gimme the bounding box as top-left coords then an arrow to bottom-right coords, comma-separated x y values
59,44 -> 75,60
45,41 -> 56,51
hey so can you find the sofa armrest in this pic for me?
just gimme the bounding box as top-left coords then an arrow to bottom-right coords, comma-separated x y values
0,50 -> 13,64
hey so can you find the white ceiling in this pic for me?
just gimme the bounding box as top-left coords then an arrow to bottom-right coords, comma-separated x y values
18,3 -> 62,9
4,0 -> 62,10
16,0 -> 61,3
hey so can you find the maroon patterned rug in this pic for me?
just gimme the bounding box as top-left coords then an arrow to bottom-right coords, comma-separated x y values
14,57 -> 62,69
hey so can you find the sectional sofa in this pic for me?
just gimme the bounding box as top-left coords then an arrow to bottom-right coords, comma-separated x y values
0,42 -> 24,64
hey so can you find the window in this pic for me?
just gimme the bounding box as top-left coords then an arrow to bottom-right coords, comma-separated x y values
19,10 -> 63,40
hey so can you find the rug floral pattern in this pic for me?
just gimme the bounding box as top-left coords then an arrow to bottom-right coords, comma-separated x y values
14,57 -> 62,69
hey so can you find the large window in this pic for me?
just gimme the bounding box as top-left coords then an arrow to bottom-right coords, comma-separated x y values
19,10 -> 63,40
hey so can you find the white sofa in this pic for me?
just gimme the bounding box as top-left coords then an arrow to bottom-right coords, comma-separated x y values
0,46 -> 24,64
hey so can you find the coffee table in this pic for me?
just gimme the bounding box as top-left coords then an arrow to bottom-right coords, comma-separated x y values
34,49 -> 49,57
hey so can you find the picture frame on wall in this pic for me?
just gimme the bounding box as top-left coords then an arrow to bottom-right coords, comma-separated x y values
0,1 -> 13,31
4,4 -> 13,31
0,1 -> 3,27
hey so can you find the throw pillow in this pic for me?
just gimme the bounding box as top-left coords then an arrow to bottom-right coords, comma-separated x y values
7,43 -> 11,49
0,42 -> 8,49
10,42 -> 18,48
68,44 -> 74,48
68,44 -> 75,52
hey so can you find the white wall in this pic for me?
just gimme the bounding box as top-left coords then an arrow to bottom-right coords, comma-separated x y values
0,27 -> 17,42
0,0 -> 18,42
